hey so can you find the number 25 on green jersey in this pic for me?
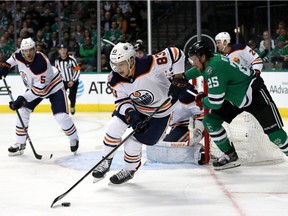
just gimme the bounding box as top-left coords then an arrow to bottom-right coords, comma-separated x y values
208,76 -> 219,88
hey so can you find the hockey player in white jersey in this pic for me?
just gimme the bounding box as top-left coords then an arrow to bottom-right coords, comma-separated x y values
215,32 -> 263,73
0,37 -> 79,155
92,42 -> 188,184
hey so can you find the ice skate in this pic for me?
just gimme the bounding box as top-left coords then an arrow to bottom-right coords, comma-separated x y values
8,143 -> 26,156
213,143 -> 241,170
92,158 -> 112,183
109,169 -> 137,185
70,139 -> 79,154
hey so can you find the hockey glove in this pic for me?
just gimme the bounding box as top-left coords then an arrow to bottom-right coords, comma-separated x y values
9,96 -> 27,110
253,69 -> 261,75
195,92 -> 207,110
125,108 -> 149,133
0,62 -> 11,79
168,78 -> 189,103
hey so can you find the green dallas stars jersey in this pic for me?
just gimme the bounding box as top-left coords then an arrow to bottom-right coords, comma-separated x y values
186,53 -> 255,110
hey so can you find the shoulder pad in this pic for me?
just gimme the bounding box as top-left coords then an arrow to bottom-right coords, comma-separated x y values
231,43 -> 246,52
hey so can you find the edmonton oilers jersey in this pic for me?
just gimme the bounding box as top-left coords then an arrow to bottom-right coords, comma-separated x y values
108,47 -> 185,118
6,49 -> 63,102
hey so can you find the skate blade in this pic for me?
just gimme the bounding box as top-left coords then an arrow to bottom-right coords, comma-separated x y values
8,150 -> 24,157
214,162 -> 241,171
108,178 -> 133,186
93,177 -> 105,183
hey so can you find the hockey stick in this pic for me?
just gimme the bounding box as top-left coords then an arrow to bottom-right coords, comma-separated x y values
186,89 -> 197,97
3,79 -> 53,160
50,98 -> 171,208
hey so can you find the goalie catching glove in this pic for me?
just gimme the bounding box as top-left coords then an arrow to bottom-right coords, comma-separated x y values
0,62 -> 11,79
125,108 -> 149,133
9,96 -> 27,110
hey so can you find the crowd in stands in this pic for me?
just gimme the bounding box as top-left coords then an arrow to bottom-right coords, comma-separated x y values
250,20 -> 288,70
0,1 -> 147,73
1,1 -> 288,72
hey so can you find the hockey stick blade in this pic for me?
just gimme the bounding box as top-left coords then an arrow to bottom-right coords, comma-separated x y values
3,79 -> 53,161
26,135 -> 53,160
50,98 -> 170,208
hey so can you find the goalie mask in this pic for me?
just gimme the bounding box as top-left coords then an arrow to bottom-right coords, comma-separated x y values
110,42 -> 136,77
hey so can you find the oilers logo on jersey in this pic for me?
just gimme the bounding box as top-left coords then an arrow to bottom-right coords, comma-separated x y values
130,90 -> 154,106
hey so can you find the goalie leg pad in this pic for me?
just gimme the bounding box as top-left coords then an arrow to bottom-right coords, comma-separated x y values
189,119 -> 204,146
191,143 -> 205,165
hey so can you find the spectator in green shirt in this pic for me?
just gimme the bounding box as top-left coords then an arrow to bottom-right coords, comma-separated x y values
270,36 -> 287,69
103,21 -> 123,57
79,35 -> 97,71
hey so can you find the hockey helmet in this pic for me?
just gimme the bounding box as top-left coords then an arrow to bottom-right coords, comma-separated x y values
134,43 -> 146,53
215,32 -> 231,44
110,42 -> 136,72
188,41 -> 213,59
20,37 -> 36,51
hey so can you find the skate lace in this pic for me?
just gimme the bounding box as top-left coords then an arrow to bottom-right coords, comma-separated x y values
115,169 -> 132,180
218,154 -> 230,163
11,143 -> 20,148
70,139 -> 78,147
96,160 -> 110,173
11,143 -> 25,149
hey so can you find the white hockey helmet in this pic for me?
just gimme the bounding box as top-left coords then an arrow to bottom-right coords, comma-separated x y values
20,37 -> 36,51
215,32 -> 231,44
110,42 -> 136,72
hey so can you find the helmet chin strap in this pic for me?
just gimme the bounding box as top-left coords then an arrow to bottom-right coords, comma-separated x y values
199,55 -> 206,71
127,59 -> 135,77
221,45 -> 227,52
221,41 -> 228,52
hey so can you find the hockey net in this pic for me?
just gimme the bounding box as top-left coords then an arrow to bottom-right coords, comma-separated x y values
192,77 -> 285,165
206,112 -> 285,165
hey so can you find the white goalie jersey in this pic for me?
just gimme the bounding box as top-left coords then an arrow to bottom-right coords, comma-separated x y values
108,47 -> 185,118
6,50 -> 63,102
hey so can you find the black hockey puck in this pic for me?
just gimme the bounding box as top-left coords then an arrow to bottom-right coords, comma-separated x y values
61,202 -> 71,207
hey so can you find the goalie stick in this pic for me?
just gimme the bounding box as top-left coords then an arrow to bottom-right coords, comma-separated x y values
3,79 -> 53,160
50,97 -> 171,208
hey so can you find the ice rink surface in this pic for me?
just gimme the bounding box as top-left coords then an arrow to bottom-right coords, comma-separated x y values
1,112 -> 288,216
